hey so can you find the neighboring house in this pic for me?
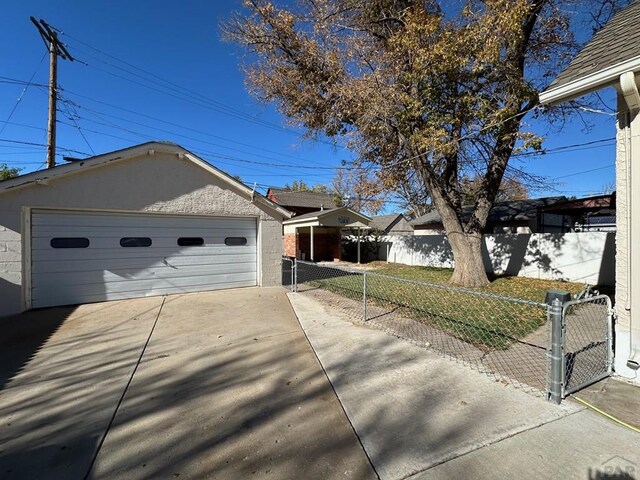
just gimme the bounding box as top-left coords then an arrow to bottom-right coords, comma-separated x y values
539,1 -> 640,381
539,193 -> 616,233
411,197 -> 567,235
283,207 -> 371,262
266,187 -> 338,216
0,142 -> 291,317
370,214 -> 413,235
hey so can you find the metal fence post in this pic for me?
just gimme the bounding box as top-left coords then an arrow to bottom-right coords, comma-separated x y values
292,258 -> 297,293
549,298 -> 564,404
363,272 -> 367,322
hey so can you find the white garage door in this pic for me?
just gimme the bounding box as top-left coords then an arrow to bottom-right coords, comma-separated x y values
30,210 -> 258,308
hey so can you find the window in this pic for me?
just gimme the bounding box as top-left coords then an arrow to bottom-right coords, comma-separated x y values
178,237 -> 204,247
120,237 -> 152,247
225,237 -> 247,246
50,237 -> 90,248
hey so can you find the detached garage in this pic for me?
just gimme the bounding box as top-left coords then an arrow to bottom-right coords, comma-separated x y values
0,142 -> 291,316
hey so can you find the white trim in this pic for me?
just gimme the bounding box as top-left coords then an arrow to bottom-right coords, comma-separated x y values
22,207 -> 32,311
621,71 -> 640,113
256,216 -> 263,287
0,142 -> 292,219
540,56 -> 640,105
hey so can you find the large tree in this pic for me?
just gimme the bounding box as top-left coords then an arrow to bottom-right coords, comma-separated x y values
224,0 -> 623,286
332,168 -> 386,215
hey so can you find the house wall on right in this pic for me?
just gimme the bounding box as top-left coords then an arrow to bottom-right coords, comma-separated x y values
614,94 -> 638,382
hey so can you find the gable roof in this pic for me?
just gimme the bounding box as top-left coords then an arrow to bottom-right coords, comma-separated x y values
411,197 -> 566,226
267,187 -> 338,210
283,206 -> 371,225
0,141 -> 292,218
540,1 -> 640,104
370,214 -> 404,231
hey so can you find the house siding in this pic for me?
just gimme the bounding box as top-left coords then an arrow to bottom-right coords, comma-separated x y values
0,152 -> 284,317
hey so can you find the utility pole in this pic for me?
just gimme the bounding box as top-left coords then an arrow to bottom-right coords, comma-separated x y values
30,17 -> 74,169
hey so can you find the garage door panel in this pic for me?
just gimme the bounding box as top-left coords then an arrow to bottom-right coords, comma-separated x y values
31,278 -> 257,309
33,262 -> 258,287
32,213 -> 256,229
31,235 -> 257,250
31,210 -> 258,308
32,245 -> 256,261
32,253 -> 257,274
32,226 -> 257,240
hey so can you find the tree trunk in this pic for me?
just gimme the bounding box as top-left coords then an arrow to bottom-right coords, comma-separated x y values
415,160 -> 489,288
448,232 -> 488,287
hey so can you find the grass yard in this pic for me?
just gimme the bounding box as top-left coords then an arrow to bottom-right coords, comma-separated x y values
368,262 -> 584,303
306,263 -> 584,350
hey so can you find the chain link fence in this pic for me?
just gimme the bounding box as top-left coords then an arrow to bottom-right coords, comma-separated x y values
282,258 -> 613,400
288,259 -> 552,396
562,295 -> 613,396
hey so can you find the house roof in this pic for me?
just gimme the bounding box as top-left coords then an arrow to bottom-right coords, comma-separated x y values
267,187 -> 338,210
283,206 -> 371,226
0,141 -> 292,218
370,214 -> 405,231
540,1 -> 640,104
411,197 -> 567,226
540,193 -> 615,213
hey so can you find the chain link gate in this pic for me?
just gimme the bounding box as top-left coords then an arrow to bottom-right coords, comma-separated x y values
561,295 -> 613,397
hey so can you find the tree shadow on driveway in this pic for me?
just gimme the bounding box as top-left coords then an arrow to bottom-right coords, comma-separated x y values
0,288 -> 491,480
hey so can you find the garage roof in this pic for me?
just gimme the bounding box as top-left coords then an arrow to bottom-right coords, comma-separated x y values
0,142 -> 292,219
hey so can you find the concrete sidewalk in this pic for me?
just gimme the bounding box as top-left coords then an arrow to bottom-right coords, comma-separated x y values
288,293 -> 640,480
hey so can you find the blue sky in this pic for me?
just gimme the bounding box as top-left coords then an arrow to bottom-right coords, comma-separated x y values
0,1 -> 618,212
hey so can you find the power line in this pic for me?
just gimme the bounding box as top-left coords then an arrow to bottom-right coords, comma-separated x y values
57,95 -> 350,170
0,53 -> 47,136
58,101 -> 95,155
58,35 -> 340,144
60,88 -> 331,164
0,138 -> 89,155
555,164 -> 614,179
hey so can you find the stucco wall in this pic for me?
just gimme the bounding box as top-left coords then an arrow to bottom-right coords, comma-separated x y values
378,232 -> 615,286
0,151 -> 284,316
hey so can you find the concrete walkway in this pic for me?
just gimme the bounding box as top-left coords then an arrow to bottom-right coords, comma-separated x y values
288,293 -> 640,480
0,288 -> 375,480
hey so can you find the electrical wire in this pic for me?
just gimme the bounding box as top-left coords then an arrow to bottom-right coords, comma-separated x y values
0,53 -> 47,136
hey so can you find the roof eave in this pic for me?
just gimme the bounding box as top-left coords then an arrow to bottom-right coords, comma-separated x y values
540,56 -> 640,105
0,141 -> 293,219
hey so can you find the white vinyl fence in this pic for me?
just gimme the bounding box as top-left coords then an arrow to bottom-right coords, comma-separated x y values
377,232 -> 615,286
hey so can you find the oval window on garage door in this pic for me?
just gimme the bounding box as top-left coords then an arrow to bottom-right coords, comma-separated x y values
177,237 -> 204,247
50,237 -> 90,248
120,237 -> 152,247
225,237 -> 247,246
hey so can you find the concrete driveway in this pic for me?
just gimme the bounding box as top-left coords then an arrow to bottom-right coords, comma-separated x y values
0,287 -> 375,480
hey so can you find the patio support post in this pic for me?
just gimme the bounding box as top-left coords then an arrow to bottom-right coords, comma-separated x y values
549,298 -> 564,404
310,225 -> 315,262
357,227 -> 361,264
